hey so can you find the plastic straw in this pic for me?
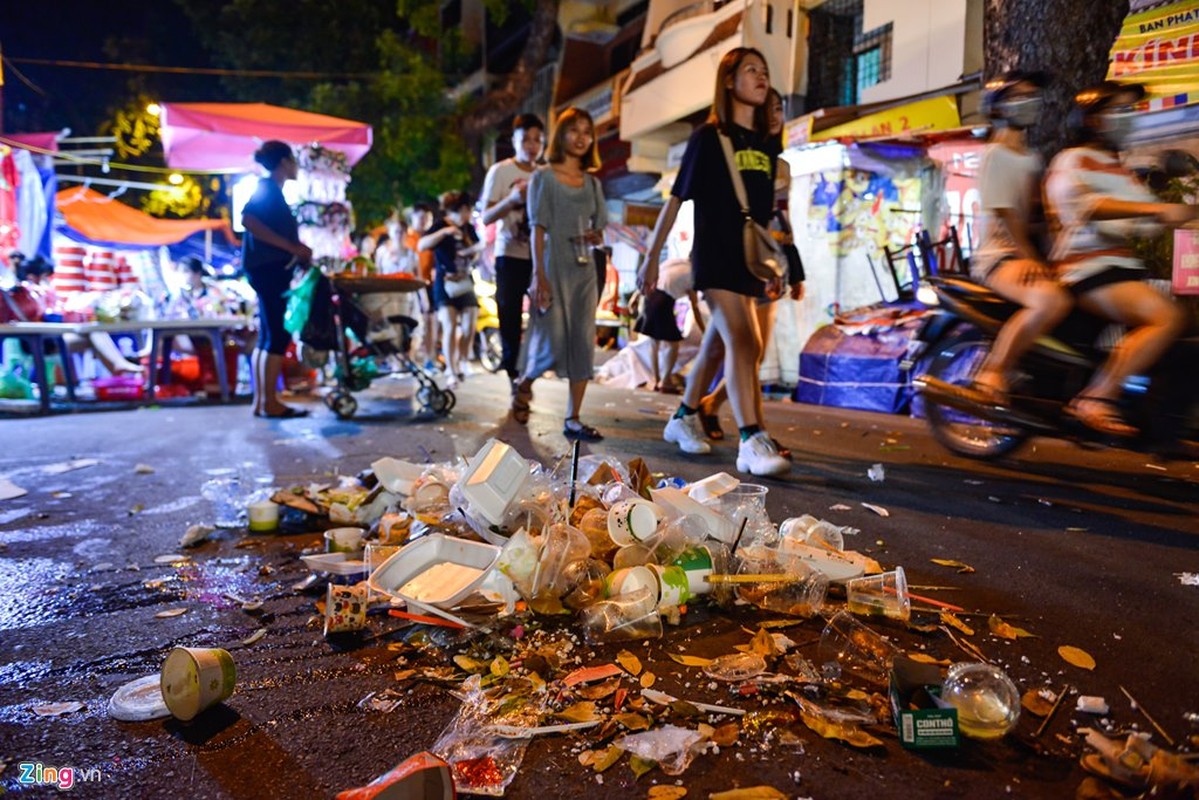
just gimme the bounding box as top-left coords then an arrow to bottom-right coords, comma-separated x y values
568,440 -> 581,508
885,585 -> 965,612
705,573 -> 794,584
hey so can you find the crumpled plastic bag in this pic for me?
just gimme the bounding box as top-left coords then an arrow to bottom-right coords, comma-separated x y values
431,675 -> 544,796
615,725 -> 706,776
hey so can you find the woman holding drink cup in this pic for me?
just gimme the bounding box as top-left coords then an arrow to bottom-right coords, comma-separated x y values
509,107 -> 609,441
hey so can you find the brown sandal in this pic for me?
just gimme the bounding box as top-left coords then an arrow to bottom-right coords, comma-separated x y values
510,381 -> 533,425
1066,396 -> 1136,438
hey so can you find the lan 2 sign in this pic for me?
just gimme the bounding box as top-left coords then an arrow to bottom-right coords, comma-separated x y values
1173,229 -> 1199,295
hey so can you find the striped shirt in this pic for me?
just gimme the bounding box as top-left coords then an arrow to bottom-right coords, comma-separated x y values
1044,146 -> 1162,284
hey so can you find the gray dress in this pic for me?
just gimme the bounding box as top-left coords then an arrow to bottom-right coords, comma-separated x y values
524,167 -> 609,382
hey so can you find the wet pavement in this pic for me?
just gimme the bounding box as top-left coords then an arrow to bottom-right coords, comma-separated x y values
0,371 -> 1196,798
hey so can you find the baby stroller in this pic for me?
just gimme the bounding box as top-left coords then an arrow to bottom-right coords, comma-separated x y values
321,274 -> 455,420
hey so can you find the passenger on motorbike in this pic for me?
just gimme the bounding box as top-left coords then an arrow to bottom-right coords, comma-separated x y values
969,72 -> 1072,405
1044,81 -> 1198,436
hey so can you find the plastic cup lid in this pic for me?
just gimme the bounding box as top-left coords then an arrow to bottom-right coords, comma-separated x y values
108,675 -> 171,722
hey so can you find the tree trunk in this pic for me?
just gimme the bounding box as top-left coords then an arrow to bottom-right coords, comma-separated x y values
984,0 -> 1129,156
460,0 -> 559,151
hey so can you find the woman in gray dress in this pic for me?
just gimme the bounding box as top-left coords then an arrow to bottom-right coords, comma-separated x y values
510,107 -> 609,441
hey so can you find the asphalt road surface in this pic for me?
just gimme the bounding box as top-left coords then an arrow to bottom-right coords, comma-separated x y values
1,371 -> 1195,799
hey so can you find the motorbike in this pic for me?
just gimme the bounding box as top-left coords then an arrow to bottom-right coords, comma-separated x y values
471,269 -> 503,374
909,275 -> 1198,460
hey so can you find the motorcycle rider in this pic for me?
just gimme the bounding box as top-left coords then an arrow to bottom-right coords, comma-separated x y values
1044,81 -> 1198,436
968,72 -> 1072,405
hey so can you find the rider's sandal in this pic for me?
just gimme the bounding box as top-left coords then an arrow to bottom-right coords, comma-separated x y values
563,418 -> 604,442
966,379 -> 1009,407
1066,396 -> 1137,438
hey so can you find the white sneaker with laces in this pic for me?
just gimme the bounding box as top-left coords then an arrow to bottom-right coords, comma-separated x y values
664,414 -> 711,454
736,431 -> 790,476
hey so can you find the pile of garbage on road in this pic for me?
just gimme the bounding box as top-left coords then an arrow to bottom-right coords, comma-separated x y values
110,438 -> 1197,799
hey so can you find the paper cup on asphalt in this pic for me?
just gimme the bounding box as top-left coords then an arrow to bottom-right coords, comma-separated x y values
669,545 -> 714,595
324,527 -> 366,554
603,565 -> 659,602
845,566 -> 910,621
607,500 -> 659,546
160,647 -> 237,722
649,564 -> 693,609
247,500 -> 279,532
324,583 -> 368,635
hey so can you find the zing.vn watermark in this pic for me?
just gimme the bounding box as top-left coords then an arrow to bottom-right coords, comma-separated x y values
16,761 -> 103,790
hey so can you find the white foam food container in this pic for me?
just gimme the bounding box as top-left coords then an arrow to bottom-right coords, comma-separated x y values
369,534 -> 501,609
459,439 -> 531,526
371,457 -> 426,495
301,552 -> 369,577
687,472 -> 740,503
650,486 -> 737,544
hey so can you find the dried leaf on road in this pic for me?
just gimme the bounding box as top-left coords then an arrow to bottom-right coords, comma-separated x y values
647,787 -> 687,799
736,628 -> 780,659
906,653 -> 950,666
565,664 -> 624,686
557,701 -> 600,723
988,614 -> 1035,639
613,712 -> 651,731
797,704 -> 883,749
617,650 -> 643,676
941,612 -> 975,636
490,656 -> 510,677
155,608 -> 188,618
640,672 -> 657,688
668,654 -> 713,668
453,655 -> 488,674
1021,688 -> 1057,717
1058,645 -> 1096,671
930,558 -> 975,574
709,786 -> 788,799
711,722 -> 740,746
577,679 -> 621,700
628,754 -> 656,779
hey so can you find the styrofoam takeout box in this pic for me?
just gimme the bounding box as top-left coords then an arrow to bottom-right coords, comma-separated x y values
459,439 -> 531,525
369,534 -> 501,609
301,552 -> 369,577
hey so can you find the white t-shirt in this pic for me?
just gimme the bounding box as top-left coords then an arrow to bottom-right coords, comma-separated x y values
481,158 -> 537,260
971,143 -> 1042,280
657,258 -> 694,299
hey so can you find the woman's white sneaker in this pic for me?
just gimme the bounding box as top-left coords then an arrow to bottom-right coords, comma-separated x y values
664,414 -> 711,454
736,432 -> 790,476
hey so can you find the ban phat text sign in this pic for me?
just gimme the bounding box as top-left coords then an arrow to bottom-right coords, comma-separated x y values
1108,1 -> 1199,108
1174,229 -> 1199,295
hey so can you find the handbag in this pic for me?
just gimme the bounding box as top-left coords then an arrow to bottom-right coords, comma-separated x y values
718,132 -> 786,282
443,274 -> 474,299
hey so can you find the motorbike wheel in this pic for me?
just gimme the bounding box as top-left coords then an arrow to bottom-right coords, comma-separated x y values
477,327 -> 503,373
923,335 -> 1029,460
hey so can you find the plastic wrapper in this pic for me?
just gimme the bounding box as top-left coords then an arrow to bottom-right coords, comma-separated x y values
615,725 -> 706,776
703,653 -> 768,682
580,586 -> 662,644
561,559 -> 611,610
431,675 -> 543,796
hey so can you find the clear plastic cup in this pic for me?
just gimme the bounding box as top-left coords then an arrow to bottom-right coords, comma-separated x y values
845,566 -> 910,621
531,523 -> 591,598
201,478 -> 244,529
817,609 -> 901,686
734,548 -> 828,617
941,662 -> 1021,739
580,586 -> 662,644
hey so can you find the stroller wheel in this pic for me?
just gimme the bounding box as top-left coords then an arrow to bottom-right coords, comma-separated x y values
328,391 -> 358,420
440,389 -> 456,414
417,386 -> 453,415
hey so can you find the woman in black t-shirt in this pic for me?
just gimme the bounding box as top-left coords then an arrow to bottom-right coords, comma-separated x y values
638,47 -> 790,478
242,140 -> 312,419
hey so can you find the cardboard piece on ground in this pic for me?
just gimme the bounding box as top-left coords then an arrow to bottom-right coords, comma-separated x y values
0,478 -> 28,501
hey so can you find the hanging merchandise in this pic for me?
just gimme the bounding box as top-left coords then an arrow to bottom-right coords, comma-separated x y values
294,144 -> 355,264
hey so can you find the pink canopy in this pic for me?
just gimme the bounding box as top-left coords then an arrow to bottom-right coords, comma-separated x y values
159,103 -> 372,171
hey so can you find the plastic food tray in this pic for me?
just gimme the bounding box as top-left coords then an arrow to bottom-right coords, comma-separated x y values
369,534 -> 500,609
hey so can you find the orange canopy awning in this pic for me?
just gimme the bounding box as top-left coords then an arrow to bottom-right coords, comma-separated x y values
56,187 -> 235,247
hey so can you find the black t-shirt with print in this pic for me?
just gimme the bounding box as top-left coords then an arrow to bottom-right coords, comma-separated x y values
672,121 -> 779,298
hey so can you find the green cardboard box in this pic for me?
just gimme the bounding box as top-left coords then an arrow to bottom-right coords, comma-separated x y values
890,656 -> 959,749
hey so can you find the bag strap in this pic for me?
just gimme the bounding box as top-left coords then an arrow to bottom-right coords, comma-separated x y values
717,132 -> 752,217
